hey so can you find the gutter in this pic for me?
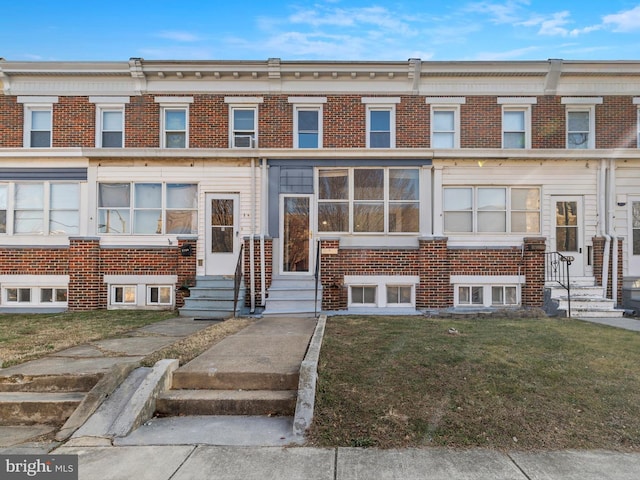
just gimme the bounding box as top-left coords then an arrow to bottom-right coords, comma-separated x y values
599,159 -> 611,299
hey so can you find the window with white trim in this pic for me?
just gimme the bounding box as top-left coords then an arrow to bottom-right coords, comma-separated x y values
350,285 -> 377,306
147,286 -> 172,305
26,108 -> 52,148
458,286 -> 483,306
431,108 -> 458,148
111,285 -> 136,305
162,107 -> 188,148
491,286 -> 518,306
98,182 -> 197,235
638,108 -> 640,148
502,108 -> 527,148
294,107 -> 322,148
455,284 -> 520,307
443,186 -> 540,234
98,108 -> 124,148
3,286 -> 67,306
317,168 -> 419,234
345,275 -> 419,308
231,107 -> 257,148
0,182 -> 80,235
566,109 -> 592,149
386,285 -> 412,305
366,107 -> 394,148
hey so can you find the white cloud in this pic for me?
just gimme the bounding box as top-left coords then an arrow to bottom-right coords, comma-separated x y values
464,0 -> 531,24
156,31 -> 202,42
536,11 -> 571,36
603,5 -> 640,32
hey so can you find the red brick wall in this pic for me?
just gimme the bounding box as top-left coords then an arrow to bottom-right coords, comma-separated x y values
125,94 -> 159,148
597,96 -> 636,149
190,95 -> 227,148
532,96 -> 564,148
397,96 -> 429,148
243,237 -> 272,307
259,95 -> 292,148
0,96 -> 23,147
461,96 -> 501,148
54,97 -> 94,147
324,95 -> 366,148
0,247 -> 68,274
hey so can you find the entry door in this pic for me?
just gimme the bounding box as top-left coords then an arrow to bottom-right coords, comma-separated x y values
552,196 -> 584,276
205,193 -> 240,276
280,194 -> 313,275
629,197 -> 640,275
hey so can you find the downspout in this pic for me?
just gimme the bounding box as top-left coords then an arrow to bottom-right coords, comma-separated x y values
599,159 -> 611,298
609,159 -> 618,305
260,158 -> 267,307
250,158 -> 256,313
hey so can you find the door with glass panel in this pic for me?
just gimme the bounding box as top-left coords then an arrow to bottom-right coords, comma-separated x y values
552,196 -> 584,276
205,194 -> 240,276
280,194 -> 313,275
629,197 -> 640,276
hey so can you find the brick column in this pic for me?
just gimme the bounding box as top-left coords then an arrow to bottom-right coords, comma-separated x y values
522,237 -> 546,307
417,237 -> 450,309
243,236 -> 273,308
176,237 -> 197,308
318,238 -> 345,310
68,237 -> 102,311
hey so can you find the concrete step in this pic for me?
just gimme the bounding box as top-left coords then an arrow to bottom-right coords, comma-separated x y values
189,287 -> 244,300
0,391 -> 86,426
0,374 -> 101,393
177,308 -> 235,319
181,298 -> 236,309
193,276 -> 236,288
573,310 -> 626,318
171,369 -> 299,391
156,389 -> 297,416
547,286 -> 605,298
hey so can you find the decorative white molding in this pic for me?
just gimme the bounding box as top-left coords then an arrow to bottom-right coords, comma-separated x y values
561,97 -> 603,104
288,97 -> 327,103
497,97 -> 537,104
89,96 -> 130,104
17,95 -> 58,104
450,275 -> 526,284
361,97 -> 401,104
425,97 -> 466,104
154,96 -> 193,103
224,96 -> 264,104
103,274 -> 178,284
0,275 -> 70,285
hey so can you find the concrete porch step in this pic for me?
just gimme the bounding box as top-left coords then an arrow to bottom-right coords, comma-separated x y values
0,391 -> 85,426
156,389 -> 297,416
177,308 -> 235,319
0,374 -> 101,393
171,370 -> 299,391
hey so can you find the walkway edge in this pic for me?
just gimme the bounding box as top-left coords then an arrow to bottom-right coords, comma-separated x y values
293,315 -> 327,437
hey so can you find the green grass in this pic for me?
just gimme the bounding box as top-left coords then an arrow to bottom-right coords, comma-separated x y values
0,310 -> 177,368
307,316 -> 640,450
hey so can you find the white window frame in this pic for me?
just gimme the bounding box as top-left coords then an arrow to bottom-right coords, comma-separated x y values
498,98 -> 535,150
3,286 -> 68,306
443,186 -> 540,235
146,285 -> 173,306
316,167 -> 420,235
225,97 -> 264,149
426,97 -> 465,149
110,285 -> 137,305
90,97 -> 129,148
104,275 -> 177,310
451,275 -> 523,308
345,275 -> 419,309
18,96 -> 59,148
561,98 -> 601,150
289,98 -> 325,149
97,108 -> 125,148
154,97 -> 193,149
362,97 -> 399,149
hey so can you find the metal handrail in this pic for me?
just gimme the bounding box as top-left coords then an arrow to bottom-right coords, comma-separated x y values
314,240 -> 321,318
233,244 -> 244,317
545,251 -> 573,317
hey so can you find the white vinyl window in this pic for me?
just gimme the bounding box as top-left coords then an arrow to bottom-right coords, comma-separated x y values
502,109 -> 528,148
431,109 -> 458,148
98,182 -> 197,235
26,108 -> 52,148
98,109 -> 124,148
147,286 -> 172,305
231,107 -> 257,148
454,284 -> 520,308
111,285 -> 136,305
294,107 -> 322,148
458,286 -> 484,306
366,107 -> 394,148
162,108 -> 188,148
3,287 -> 67,306
567,110 -> 592,149
317,168 -> 419,234
443,187 -> 540,234
0,182 -> 81,235
350,285 -> 377,306
386,285 -> 412,305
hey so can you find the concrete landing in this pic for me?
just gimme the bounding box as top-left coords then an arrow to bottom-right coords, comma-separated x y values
171,316 -> 317,391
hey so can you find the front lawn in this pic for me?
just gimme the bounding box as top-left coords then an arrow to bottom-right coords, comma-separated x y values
308,315 -> 640,450
0,310 -> 177,368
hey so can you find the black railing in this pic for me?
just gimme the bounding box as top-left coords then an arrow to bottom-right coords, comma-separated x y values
233,244 -> 244,317
314,240 -> 321,318
545,251 -> 573,317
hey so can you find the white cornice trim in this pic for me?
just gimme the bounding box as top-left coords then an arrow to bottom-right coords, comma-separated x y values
561,97 -> 603,104
497,97 -> 537,104
361,97 -> 401,104
224,96 -> 264,104
17,95 -> 59,104
89,96 -> 131,104
288,96 -> 327,103
154,96 -> 194,103
425,97 -> 466,104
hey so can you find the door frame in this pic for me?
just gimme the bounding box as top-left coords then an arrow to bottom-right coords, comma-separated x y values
279,193 -> 314,276
628,196 -> 640,276
204,192 -> 240,276
551,195 -> 585,277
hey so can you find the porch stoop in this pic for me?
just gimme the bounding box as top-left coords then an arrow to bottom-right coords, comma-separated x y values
545,277 -> 625,318
263,277 -> 322,315
179,275 -> 247,319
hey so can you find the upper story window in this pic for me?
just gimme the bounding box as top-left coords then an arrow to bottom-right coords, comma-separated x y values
289,97 -> 326,149
0,182 -> 80,235
90,97 -> 129,148
561,97 -> 602,149
225,97 -> 264,148
155,97 -> 193,149
18,97 -> 58,148
362,98 -> 400,148
317,167 -> 419,234
443,186 -> 540,234
98,182 -> 197,235
498,98 -> 536,149
426,98 -> 465,149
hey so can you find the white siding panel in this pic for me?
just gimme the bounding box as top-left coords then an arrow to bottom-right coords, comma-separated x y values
615,163 -> 640,275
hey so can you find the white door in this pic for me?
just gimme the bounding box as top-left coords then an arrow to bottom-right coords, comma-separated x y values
205,193 -> 240,276
280,194 -> 313,275
629,197 -> 640,276
552,196 -> 584,276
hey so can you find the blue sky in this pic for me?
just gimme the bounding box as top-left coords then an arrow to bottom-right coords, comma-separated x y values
2,0 -> 640,62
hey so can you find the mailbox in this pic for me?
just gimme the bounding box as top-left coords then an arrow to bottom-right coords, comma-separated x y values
180,244 -> 193,256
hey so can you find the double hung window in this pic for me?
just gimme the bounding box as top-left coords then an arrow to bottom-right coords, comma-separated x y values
362,98 -> 399,148
155,97 -> 192,148
318,168 -> 419,234
91,97 -> 129,148
443,186 -> 540,234
562,98 -> 601,149
98,182 -> 197,235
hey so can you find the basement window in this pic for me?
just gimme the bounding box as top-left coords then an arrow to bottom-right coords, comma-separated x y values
111,285 -> 136,305
147,286 -> 172,305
